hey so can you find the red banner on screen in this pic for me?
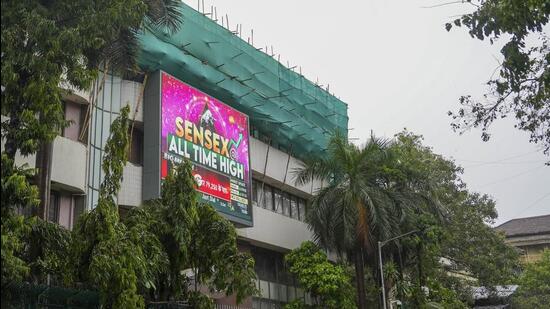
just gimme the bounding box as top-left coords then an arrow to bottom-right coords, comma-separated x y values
192,166 -> 231,202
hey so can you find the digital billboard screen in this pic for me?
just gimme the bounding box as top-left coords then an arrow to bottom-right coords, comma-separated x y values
160,72 -> 252,223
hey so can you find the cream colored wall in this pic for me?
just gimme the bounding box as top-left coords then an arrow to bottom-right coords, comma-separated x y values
520,244 -> 549,263
118,163 -> 143,207
238,206 -> 313,251
51,136 -> 87,193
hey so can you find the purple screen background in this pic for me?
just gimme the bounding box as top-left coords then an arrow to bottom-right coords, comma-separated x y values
160,72 -> 250,183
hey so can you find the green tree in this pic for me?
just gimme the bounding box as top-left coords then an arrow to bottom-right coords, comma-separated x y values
511,249 -> 550,308
1,0 -> 183,218
440,192 -> 519,287
445,0 -> 550,155
389,132 -> 520,307
131,160 -> 198,300
294,133 -> 392,309
125,160 -> 257,304
284,241 -> 355,309
1,155 -> 38,290
294,132 -> 441,309
189,204 -> 257,304
1,152 -> 72,300
70,106 -> 155,308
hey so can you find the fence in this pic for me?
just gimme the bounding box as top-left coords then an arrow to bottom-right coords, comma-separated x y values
2,282 -> 100,308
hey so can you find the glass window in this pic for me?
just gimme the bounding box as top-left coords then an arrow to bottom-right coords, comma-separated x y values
92,189 -> 99,209
263,185 -> 273,210
48,192 -> 60,223
101,111 -> 111,145
273,189 -> 283,213
92,149 -> 100,187
252,180 -> 259,206
93,107 -> 102,146
73,195 -> 85,225
298,199 -> 306,221
282,193 -> 290,217
78,104 -> 89,144
290,196 -> 299,220
127,127 -> 143,165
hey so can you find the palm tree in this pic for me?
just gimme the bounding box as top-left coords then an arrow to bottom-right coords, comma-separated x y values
294,132 -> 440,309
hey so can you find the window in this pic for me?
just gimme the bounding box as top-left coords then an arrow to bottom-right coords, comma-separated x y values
273,189 -> 283,214
73,195 -> 85,226
290,196 -> 299,220
263,185 -> 273,210
63,101 -> 88,143
298,199 -> 306,221
17,205 -> 33,217
252,179 -> 309,221
282,193 -> 290,217
253,247 -> 278,282
127,127 -> 143,165
252,180 -> 260,206
48,192 -> 60,223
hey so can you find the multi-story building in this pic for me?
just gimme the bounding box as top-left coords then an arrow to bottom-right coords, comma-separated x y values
495,214 -> 550,263
10,3 -> 348,308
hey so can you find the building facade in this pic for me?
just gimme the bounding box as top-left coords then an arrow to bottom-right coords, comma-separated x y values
495,214 -> 550,263
11,3 -> 348,308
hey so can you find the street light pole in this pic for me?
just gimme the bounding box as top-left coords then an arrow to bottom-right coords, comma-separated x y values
378,230 -> 419,309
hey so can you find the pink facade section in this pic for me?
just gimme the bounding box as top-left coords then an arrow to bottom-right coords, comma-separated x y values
63,101 -> 82,141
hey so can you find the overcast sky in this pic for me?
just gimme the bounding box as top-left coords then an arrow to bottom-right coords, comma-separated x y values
183,0 -> 549,225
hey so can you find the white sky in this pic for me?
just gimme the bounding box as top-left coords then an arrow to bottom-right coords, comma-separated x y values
183,0 -> 550,225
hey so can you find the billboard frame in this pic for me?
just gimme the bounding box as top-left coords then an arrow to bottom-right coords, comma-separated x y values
143,70 -> 253,227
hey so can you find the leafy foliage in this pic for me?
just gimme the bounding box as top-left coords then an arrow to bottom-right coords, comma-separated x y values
23,217 -> 72,284
446,0 -> 550,155
284,241 -> 355,309
294,131 -> 443,308
511,249 -> 550,308
1,104 -> 255,306
70,106 -> 151,308
1,0 -> 183,157
125,161 -> 257,303
1,155 -> 38,289
1,155 -> 72,302
297,130 -> 521,308
190,204 -> 257,303
388,132 -> 520,307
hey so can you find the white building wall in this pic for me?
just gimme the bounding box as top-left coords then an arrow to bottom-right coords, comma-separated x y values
5,77 -> 320,252
238,206 -> 313,251
249,137 -> 323,196
121,80 -> 143,123
118,163 -> 143,207
51,136 -> 87,193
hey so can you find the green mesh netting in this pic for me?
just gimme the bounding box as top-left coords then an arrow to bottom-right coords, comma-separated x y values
137,2 -> 348,159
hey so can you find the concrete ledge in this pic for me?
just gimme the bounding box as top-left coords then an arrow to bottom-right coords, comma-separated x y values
237,206 -> 313,251
51,136 -> 87,193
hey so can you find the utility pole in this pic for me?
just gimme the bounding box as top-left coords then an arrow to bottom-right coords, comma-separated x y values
378,230 -> 419,309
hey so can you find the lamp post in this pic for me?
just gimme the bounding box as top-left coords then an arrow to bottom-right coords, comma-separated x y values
378,230 -> 419,309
